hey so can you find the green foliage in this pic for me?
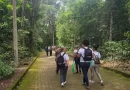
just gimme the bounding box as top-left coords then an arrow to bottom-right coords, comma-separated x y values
100,41 -> 130,60
0,0 -> 130,68
0,60 -> 14,79
18,46 -> 31,59
56,0 -> 106,47
125,31 -> 130,40
7,4 -> 13,10
0,0 -> 47,64
56,0 -> 130,61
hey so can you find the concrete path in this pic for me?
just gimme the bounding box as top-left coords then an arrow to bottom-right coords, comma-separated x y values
18,52 -> 130,90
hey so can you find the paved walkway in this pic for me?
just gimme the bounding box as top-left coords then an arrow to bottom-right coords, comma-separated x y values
18,52 -> 130,90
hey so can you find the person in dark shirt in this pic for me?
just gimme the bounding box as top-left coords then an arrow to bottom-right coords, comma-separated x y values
73,46 -> 81,73
50,46 -> 52,56
45,46 -> 48,56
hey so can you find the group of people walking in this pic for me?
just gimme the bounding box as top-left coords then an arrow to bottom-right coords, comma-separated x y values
54,40 -> 103,90
45,46 -> 52,56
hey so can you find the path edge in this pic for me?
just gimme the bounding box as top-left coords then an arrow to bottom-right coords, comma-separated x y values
8,53 -> 41,90
102,66 -> 130,78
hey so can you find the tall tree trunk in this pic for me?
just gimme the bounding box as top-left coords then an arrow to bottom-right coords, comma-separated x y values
52,23 -> 55,46
12,0 -> 18,67
21,0 -> 25,28
109,0 -> 115,41
21,0 -> 25,46
109,11 -> 113,41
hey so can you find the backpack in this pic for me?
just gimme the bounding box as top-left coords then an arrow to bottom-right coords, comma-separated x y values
57,53 -> 66,67
83,48 -> 92,61
94,53 -> 100,64
76,50 -> 80,60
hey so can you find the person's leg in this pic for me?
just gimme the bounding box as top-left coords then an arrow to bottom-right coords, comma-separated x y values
50,51 -> 52,56
57,64 -> 60,73
78,62 -> 81,73
80,63 -> 86,84
56,61 -> 57,73
94,65 -> 103,83
75,61 -> 79,73
60,67 -> 64,84
56,62 -> 59,74
77,58 -> 81,73
47,51 -> 48,56
63,66 -> 68,83
90,66 -> 95,83
77,62 -> 81,73
84,63 -> 90,87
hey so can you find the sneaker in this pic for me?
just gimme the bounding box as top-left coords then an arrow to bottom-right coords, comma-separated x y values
86,86 -> 90,90
56,70 -> 59,74
89,80 -> 94,83
100,81 -> 104,86
82,81 -> 85,85
64,81 -> 66,85
79,71 -> 81,74
91,80 -> 94,83
89,80 -> 92,83
76,72 -> 78,73
56,71 -> 58,74
61,83 -> 64,87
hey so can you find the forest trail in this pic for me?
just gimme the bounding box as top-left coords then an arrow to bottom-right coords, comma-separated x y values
18,52 -> 130,90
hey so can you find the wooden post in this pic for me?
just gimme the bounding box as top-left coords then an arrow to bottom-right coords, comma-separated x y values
12,0 -> 19,67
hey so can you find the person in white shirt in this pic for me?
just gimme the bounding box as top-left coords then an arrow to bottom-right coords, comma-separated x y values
89,45 -> 103,86
77,40 -> 93,90
73,46 -> 81,73
59,47 -> 70,87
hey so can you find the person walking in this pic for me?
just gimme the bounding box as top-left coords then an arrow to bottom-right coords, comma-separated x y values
89,45 -> 103,85
50,46 -> 52,56
77,40 -> 93,90
73,46 -> 81,73
45,46 -> 48,56
55,47 -> 61,74
57,47 -> 70,87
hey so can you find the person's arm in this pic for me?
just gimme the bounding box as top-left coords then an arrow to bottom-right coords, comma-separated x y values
77,54 -> 80,58
98,52 -> 101,59
92,53 -> 96,62
92,53 -> 94,59
73,50 -> 76,57
77,48 -> 81,58
65,54 -> 70,68
55,51 -> 57,57
91,49 -> 94,60
66,60 -> 69,67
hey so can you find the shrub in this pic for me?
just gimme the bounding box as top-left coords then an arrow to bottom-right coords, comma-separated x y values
0,60 -> 14,79
18,46 -> 32,59
100,41 -> 130,60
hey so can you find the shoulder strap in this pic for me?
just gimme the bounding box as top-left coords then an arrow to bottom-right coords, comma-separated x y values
96,51 -> 99,56
61,52 -> 66,56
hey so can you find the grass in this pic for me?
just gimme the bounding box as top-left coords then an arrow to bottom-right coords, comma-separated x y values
18,59 -> 39,90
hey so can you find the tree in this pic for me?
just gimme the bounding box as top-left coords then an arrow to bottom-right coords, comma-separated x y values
12,0 -> 18,67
